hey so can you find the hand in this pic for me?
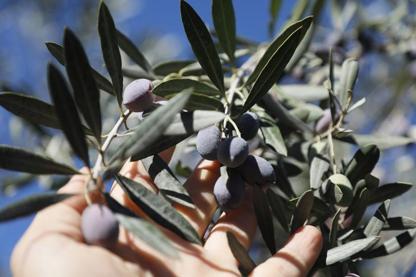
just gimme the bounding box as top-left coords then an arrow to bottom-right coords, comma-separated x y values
11,152 -> 322,277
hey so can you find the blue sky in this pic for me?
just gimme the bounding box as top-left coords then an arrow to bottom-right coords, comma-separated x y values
0,0 -> 295,274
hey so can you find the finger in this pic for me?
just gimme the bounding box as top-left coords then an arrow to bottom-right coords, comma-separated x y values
251,226 -> 323,277
172,160 -> 221,237
204,187 -> 256,266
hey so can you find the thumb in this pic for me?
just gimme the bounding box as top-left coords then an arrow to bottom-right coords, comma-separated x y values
251,225 -> 323,277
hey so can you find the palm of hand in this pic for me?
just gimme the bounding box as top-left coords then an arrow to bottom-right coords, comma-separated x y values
11,157 -> 322,277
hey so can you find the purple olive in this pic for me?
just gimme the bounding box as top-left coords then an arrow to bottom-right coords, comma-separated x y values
217,137 -> 249,168
81,204 -> 119,247
213,170 -> 245,210
196,125 -> 221,160
237,155 -> 275,186
315,109 -> 333,134
122,79 -> 154,112
237,112 -> 259,140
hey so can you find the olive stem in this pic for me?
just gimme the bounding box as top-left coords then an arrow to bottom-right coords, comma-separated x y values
327,126 -> 337,174
92,110 -> 131,180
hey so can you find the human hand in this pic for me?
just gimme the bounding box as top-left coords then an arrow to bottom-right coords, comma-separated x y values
11,152 -> 322,277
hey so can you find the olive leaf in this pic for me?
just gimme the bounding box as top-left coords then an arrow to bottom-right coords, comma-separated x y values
266,189 -> 289,232
368,182 -> 413,204
336,58 -> 359,108
64,29 -> 102,143
245,16 -> 313,86
261,121 -> 287,156
153,60 -> 194,76
164,111 -> 225,136
45,42 -> 114,95
252,186 -> 276,254
226,232 -> 256,275
361,229 -> 416,259
242,27 -> 303,113
344,144 -> 380,185
115,175 -> 201,244
153,79 -> 221,97
153,79 -> 223,111
98,1 -> 123,107
326,236 -> 379,265
180,1 -> 225,93
0,193 -> 73,221
0,92 -> 61,129
0,145 -> 79,175
383,217 -> 416,231
116,214 -> 178,258
212,0 -> 236,63
47,64 -> 90,166
131,134 -> 189,162
117,29 -> 152,73
310,154 -> 330,189
329,209 -> 342,247
347,188 -> 370,229
109,89 -> 191,165
290,190 -> 314,233
363,200 -> 390,237
141,154 -> 194,208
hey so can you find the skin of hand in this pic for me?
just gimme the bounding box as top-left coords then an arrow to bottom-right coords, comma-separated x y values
10,150 -> 323,277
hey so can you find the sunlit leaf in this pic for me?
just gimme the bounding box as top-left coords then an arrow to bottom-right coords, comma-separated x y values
227,232 -> 256,275
116,175 -> 201,244
326,237 -> 379,265
290,190 -> 314,233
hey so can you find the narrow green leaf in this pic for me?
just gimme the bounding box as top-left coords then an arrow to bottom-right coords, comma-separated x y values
368,182 -> 413,204
330,209 -> 341,247
164,111 -> 225,136
98,1 -> 123,106
0,92 -> 60,129
47,64 -> 90,166
348,188 -> 370,229
104,193 -> 137,218
153,79 -> 223,111
268,0 -> 282,37
362,229 -> 416,259
246,16 -> 313,86
290,190 -> 314,233
383,217 -> 416,231
212,0 -> 236,63
344,145 -> 380,185
180,1 -> 225,92
0,145 -> 79,175
336,58 -> 359,108
0,193 -> 73,221
261,123 -> 287,156
363,200 -> 390,237
116,214 -> 178,258
130,135 -> 188,163
243,27 -> 303,113
153,60 -> 194,76
142,155 -> 194,208
310,154 -> 330,189
45,42 -> 114,95
153,79 -> 221,97
109,90 -> 191,165
226,232 -> 256,275
266,189 -> 289,232
252,186 -> 276,254
117,29 -> 152,73
278,85 -> 328,102
64,29 -> 102,142
353,134 -> 415,150
326,237 -> 379,265
116,175 -> 201,244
